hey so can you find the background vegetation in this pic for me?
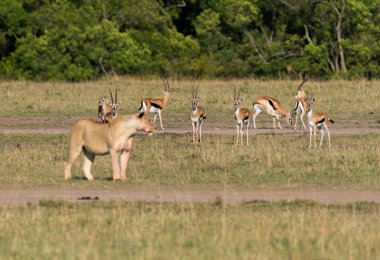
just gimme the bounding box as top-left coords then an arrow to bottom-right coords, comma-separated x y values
1,0 -> 380,80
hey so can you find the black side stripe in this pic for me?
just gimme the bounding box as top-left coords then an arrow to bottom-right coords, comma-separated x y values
268,99 -> 277,110
316,118 -> 325,124
151,102 -> 162,110
294,102 -> 299,111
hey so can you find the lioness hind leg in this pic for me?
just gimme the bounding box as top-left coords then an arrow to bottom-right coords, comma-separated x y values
64,144 -> 82,180
82,148 -> 95,181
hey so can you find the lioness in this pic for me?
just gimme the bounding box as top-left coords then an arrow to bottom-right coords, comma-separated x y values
64,112 -> 154,181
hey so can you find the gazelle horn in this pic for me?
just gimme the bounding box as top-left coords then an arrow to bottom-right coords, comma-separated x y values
298,78 -> 308,90
109,89 -> 114,104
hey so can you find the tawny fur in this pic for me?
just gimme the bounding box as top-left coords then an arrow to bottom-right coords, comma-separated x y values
189,93 -> 206,143
293,79 -> 309,130
252,96 -> 292,129
64,112 -> 154,181
306,98 -> 334,148
232,87 -> 252,145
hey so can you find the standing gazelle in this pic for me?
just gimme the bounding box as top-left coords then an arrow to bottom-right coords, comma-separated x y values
252,96 -> 292,129
189,86 -> 206,143
306,97 -> 334,148
293,78 -> 309,129
98,89 -> 121,123
232,87 -> 252,145
139,80 -> 171,130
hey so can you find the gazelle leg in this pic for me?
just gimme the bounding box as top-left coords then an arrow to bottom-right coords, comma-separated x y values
294,111 -> 299,129
272,117 -> 277,129
319,128 -> 325,148
192,122 -> 196,143
313,125 -> 317,148
236,125 -> 240,145
240,125 -> 244,145
82,148 -> 95,180
252,105 -> 262,129
309,126 -> 313,148
158,110 -> 164,130
199,119 -> 203,143
326,125 -> 331,148
277,117 -> 282,130
153,113 -> 157,123
246,122 -> 249,145
300,117 -> 306,130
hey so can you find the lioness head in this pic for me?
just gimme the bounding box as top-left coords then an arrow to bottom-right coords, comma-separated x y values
138,112 -> 155,135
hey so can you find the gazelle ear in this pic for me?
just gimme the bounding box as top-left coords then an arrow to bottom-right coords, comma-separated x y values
197,97 -> 200,101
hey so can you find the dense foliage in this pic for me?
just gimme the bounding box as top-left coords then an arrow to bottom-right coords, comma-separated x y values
0,0 -> 379,80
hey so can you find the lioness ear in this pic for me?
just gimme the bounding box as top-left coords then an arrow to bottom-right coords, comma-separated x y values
138,112 -> 145,118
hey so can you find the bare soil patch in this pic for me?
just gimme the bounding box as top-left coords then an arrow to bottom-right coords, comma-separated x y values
1,187 -> 380,207
0,116 -> 379,136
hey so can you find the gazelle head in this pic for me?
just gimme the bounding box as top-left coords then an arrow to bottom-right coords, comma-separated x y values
98,96 -> 109,122
293,78 -> 308,99
190,86 -> 200,111
137,112 -> 155,136
306,97 -> 316,112
109,89 -> 121,118
232,86 -> 242,112
162,79 -> 171,99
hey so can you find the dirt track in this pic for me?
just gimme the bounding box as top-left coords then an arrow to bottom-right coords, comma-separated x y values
1,116 -> 380,206
1,187 -> 380,207
0,116 -> 379,136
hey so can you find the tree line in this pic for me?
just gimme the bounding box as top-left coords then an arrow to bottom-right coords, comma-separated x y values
0,0 -> 379,81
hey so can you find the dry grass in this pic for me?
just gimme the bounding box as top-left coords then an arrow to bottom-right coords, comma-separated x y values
0,200 -> 379,259
1,79 -> 379,121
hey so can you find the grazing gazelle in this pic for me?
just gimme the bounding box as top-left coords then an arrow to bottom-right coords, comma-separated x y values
232,86 -> 252,145
306,97 -> 334,148
252,96 -> 292,129
98,89 -> 121,123
293,78 -> 309,129
139,79 -> 171,130
64,112 -> 154,181
189,86 -> 206,143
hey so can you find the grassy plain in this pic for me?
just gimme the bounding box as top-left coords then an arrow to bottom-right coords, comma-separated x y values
0,200 -> 379,259
0,133 -> 379,189
1,79 -> 379,259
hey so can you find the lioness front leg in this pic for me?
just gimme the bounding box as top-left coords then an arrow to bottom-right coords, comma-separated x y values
110,150 -> 121,180
120,139 -> 133,181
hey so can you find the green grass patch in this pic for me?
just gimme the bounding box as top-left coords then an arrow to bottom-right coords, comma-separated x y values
1,133 -> 379,189
0,200 -> 379,259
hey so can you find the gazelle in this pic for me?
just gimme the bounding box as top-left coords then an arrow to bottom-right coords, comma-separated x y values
293,78 -> 309,129
139,79 -> 171,130
64,112 -> 154,181
98,89 -> 121,123
189,86 -> 206,143
306,97 -> 334,148
252,96 -> 292,129
232,86 -> 252,145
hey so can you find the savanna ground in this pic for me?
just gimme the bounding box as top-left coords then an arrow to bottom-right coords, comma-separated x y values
0,79 -> 380,258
